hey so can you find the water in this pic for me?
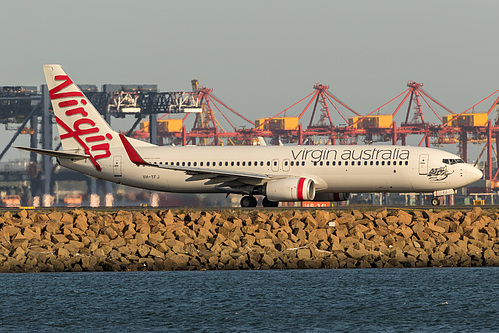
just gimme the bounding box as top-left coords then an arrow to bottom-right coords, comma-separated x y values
0,268 -> 498,332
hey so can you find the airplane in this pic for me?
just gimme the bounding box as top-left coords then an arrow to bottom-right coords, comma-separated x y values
16,65 -> 483,207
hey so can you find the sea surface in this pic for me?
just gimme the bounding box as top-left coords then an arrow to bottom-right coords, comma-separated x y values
0,267 -> 498,332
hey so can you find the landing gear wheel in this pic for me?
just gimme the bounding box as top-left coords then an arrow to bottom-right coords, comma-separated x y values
431,197 -> 440,206
240,196 -> 257,207
262,197 -> 279,207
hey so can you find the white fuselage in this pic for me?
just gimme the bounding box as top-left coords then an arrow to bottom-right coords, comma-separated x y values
58,144 -> 481,195
34,64 -> 483,207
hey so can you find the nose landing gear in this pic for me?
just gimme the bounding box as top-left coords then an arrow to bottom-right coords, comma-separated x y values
431,197 -> 440,206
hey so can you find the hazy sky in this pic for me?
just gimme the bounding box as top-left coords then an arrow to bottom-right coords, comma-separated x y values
2,0 -> 499,161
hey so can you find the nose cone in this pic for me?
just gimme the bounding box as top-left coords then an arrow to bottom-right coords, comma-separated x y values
468,165 -> 483,183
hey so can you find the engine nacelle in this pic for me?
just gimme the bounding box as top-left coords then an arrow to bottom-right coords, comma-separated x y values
314,192 -> 350,201
265,177 -> 315,202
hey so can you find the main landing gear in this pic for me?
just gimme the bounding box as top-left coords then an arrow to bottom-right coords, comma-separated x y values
240,196 -> 279,207
431,197 -> 440,206
240,196 -> 257,207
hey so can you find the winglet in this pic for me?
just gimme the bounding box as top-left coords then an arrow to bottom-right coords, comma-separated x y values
119,134 -> 149,165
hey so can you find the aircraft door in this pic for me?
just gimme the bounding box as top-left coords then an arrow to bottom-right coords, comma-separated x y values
419,154 -> 429,175
114,156 -> 122,177
283,158 -> 290,172
271,158 -> 279,172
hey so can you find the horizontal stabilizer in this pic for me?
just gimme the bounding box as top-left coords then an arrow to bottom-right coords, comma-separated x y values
15,146 -> 89,160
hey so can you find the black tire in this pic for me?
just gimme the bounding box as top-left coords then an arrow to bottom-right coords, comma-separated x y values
262,197 -> 279,207
240,196 -> 252,207
241,196 -> 258,207
431,198 -> 440,206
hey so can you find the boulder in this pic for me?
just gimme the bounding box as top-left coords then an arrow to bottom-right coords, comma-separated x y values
428,224 -> 446,234
256,238 -> 275,249
396,210 -> 413,225
445,232 -> 461,243
51,234 -> 68,244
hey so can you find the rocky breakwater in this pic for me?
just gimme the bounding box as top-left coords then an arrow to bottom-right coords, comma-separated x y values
0,207 -> 499,272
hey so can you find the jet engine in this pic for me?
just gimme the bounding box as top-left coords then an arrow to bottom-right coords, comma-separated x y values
314,192 -> 350,201
265,177 -> 315,202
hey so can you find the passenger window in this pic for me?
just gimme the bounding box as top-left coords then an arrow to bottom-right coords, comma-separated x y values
182,162 -> 185,166
326,161 -> 330,166
332,161 -> 336,166
387,161 -> 390,166
176,162 -> 179,166
301,161 -> 305,166
357,161 -> 361,166
405,161 -> 409,165
364,161 -> 367,166
243,161 -> 246,166
194,162 -> 197,166
236,161 -> 240,166
273,161 -> 277,166
399,161 -> 402,165
206,162 -> 209,166
290,161 -> 294,166
376,161 -> 379,166
225,162 -> 228,166
370,161 -> 373,166
313,161 -> 317,166
267,161 -> 270,166
345,161 -> 349,166
320,161 -> 323,166
339,161 -> 342,166
285,161 -> 288,166
231,162 -> 235,166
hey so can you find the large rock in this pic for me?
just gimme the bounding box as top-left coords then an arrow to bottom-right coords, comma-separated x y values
51,234 -> 69,244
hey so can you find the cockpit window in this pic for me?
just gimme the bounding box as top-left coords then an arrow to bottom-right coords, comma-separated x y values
443,158 -> 465,165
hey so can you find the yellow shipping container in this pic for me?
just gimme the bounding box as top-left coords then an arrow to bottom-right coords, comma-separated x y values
255,118 -> 269,129
442,113 -> 488,126
255,117 -> 299,130
140,119 -> 183,132
348,115 -> 393,128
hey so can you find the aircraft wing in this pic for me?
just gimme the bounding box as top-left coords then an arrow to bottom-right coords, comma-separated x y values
119,134 -> 274,188
153,163 -> 271,184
